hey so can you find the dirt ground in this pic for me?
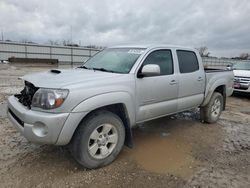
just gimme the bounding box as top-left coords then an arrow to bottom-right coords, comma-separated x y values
0,63 -> 249,188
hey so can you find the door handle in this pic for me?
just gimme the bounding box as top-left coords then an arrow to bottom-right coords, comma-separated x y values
197,77 -> 203,81
170,80 -> 177,85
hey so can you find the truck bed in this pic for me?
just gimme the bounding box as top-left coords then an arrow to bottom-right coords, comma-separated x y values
204,68 -> 234,97
204,68 -> 231,73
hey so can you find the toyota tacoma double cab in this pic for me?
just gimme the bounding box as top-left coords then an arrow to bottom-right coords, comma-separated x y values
7,45 -> 234,168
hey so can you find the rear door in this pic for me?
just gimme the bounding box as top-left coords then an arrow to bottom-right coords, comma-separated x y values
176,50 -> 205,110
135,49 -> 179,122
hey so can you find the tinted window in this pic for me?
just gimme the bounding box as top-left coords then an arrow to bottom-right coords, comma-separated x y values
141,50 -> 173,76
177,50 -> 199,73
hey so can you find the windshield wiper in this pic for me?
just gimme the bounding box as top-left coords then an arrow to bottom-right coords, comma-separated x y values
78,66 -> 115,73
92,67 -> 114,73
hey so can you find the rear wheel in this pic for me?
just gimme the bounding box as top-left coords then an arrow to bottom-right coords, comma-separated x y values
70,110 -> 125,169
200,92 -> 223,123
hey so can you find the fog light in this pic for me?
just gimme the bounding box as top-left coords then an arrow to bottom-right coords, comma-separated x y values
32,122 -> 48,137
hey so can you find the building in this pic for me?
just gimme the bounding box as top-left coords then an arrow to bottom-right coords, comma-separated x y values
0,41 -> 100,64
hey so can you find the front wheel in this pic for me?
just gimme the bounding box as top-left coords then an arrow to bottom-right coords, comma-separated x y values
70,110 -> 125,169
200,92 -> 223,123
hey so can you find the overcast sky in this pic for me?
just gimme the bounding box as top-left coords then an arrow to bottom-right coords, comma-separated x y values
0,0 -> 250,57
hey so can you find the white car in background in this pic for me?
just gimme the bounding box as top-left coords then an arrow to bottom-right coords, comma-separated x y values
0,60 -> 9,64
233,62 -> 250,93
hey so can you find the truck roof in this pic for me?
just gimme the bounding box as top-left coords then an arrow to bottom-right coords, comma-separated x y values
109,44 -> 196,51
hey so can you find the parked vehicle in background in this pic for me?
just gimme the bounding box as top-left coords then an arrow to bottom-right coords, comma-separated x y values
233,62 -> 250,93
7,45 -> 234,169
0,60 -> 9,64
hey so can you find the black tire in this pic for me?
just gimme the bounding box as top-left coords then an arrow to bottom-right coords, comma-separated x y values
70,110 -> 125,169
200,92 -> 223,123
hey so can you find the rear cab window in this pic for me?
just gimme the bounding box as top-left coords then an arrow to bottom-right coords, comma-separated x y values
177,50 -> 199,73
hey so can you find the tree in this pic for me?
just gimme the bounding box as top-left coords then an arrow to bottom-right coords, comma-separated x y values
48,40 -> 59,45
20,39 -> 36,44
196,46 -> 210,57
21,39 -> 29,43
239,53 -> 250,60
62,40 -> 71,46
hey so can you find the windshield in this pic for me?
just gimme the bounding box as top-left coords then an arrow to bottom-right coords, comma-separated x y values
83,48 -> 145,73
233,62 -> 250,70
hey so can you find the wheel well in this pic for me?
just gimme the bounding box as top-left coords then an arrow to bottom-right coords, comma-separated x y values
214,85 -> 226,110
75,103 -> 133,148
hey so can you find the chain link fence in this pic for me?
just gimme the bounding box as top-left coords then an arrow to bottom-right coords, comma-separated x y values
202,57 -> 250,68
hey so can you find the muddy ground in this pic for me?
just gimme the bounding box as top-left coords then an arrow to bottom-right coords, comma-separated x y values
0,63 -> 249,188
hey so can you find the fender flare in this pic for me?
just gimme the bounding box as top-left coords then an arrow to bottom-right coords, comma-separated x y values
56,92 -> 135,145
201,79 -> 227,107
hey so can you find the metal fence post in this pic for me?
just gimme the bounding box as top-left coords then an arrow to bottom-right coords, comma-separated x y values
71,47 -> 73,67
50,46 -> 52,60
25,43 -> 27,58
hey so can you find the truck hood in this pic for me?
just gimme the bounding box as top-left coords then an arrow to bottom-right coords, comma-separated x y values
233,70 -> 250,77
20,69 -> 123,88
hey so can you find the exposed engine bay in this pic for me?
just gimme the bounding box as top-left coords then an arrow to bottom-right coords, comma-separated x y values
14,81 -> 38,109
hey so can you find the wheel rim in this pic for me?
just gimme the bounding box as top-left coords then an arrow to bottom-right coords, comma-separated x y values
88,124 -> 118,159
211,98 -> 221,119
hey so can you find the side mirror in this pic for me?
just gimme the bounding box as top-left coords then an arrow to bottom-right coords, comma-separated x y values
138,64 -> 161,78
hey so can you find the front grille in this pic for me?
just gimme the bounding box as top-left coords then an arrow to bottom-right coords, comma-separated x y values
8,109 -> 24,127
234,76 -> 250,83
14,81 -> 38,109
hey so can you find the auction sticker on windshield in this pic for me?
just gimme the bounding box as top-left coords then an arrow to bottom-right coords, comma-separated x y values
128,49 -> 145,54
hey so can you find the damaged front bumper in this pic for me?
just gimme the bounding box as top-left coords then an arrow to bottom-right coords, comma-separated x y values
7,96 -> 69,144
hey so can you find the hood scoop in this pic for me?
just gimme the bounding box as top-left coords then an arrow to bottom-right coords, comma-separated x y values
50,69 -> 61,74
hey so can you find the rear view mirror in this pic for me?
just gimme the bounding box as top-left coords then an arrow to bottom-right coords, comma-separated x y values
139,64 -> 161,78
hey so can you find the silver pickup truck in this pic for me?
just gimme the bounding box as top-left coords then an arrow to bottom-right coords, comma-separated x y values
7,45 -> 234,168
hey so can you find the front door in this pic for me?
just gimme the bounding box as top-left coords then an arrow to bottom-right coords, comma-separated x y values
135,49 -> 179,122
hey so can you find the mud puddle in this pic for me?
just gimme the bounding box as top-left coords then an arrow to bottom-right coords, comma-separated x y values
126,116 -> 201,178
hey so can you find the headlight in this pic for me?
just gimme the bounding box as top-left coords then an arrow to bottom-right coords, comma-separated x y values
32,88 -> 68,109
